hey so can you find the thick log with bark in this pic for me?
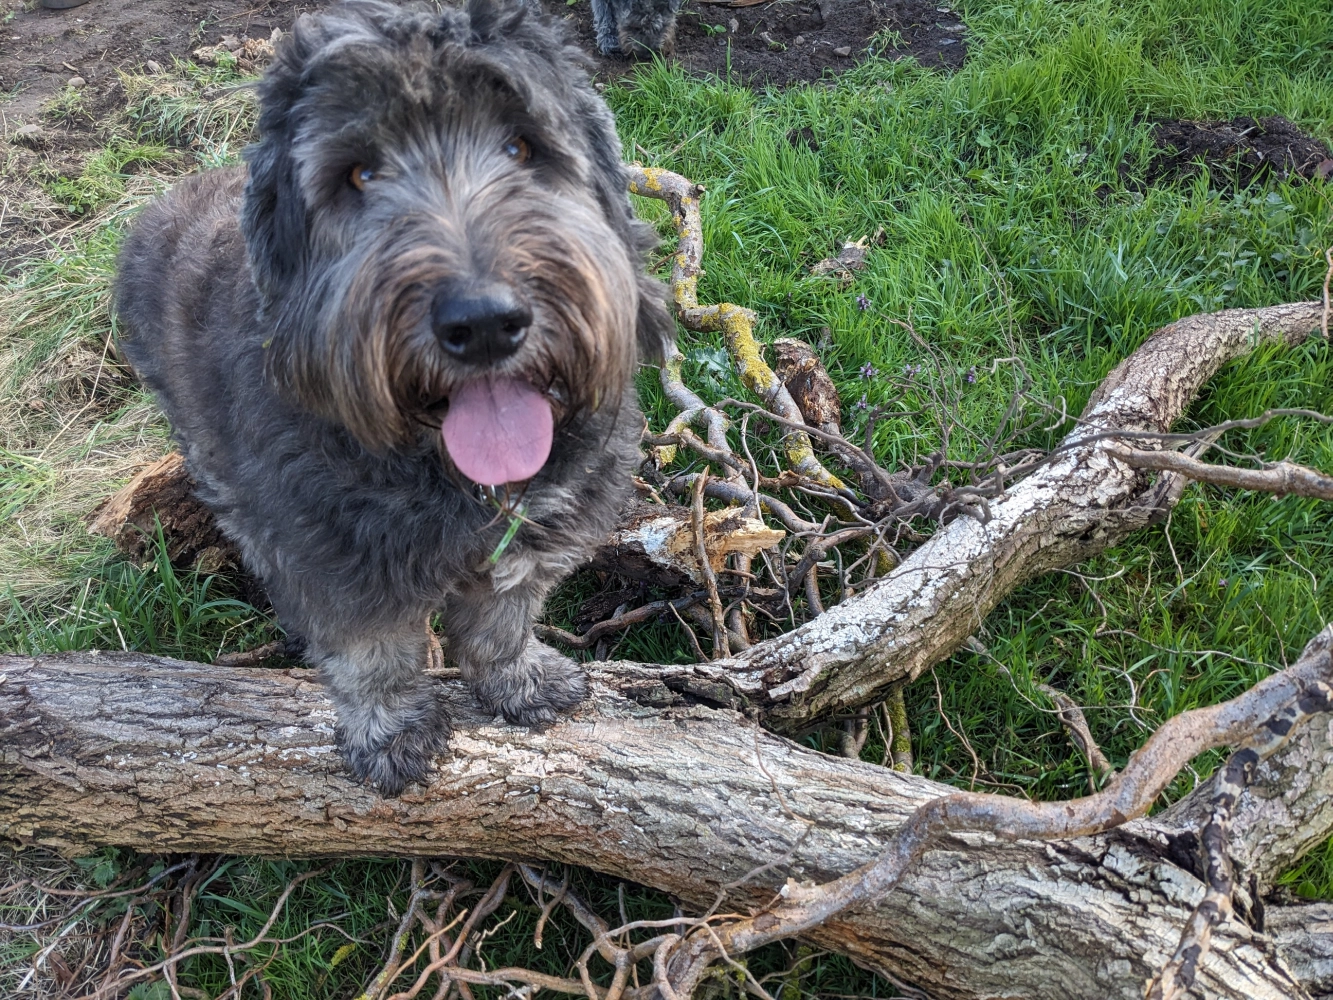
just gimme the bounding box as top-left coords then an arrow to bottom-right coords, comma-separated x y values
2,645 -> 1331,1000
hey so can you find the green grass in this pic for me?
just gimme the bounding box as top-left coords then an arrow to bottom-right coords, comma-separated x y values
40,140 -> 174,216
3,0 -> 1333,994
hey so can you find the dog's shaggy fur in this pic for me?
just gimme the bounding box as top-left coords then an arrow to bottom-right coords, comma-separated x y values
114,0 -> 673,794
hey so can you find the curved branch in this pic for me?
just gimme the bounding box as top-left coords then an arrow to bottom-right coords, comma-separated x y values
644,300 -> 1326,734
669,628 -> 1331,979
628,166 -> 842,489
1106,443 -> 1333,501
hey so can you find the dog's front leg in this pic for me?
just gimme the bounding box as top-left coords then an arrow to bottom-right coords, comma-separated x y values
314,625 -> 452,795
589,0 -> 623,55
443,584 -> 589,727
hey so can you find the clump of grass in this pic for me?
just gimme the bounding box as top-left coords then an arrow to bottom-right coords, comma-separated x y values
122,60 -> 260,165
1,523 -> 276,661
39,141 -> 173,216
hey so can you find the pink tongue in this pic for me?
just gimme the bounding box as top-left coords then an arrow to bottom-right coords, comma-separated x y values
441,377 -> 554,486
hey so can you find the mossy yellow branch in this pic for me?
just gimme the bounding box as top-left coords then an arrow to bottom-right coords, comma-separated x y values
627,165 -> 842,489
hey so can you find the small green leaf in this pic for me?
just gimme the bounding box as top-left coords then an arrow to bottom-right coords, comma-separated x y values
127,982 -> 173,1000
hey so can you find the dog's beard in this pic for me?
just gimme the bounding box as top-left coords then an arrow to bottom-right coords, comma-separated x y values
266,205 -> 640,483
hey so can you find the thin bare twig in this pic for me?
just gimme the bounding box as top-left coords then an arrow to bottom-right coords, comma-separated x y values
1105,441 -> 1333,501
693,469 -> 730,658
1035,683 -> 1115,790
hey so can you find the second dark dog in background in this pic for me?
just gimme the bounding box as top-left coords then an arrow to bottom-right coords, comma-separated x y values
590,0 -> 683,56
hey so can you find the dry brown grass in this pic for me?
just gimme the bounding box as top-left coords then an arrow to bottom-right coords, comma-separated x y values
1,62 -> 259,601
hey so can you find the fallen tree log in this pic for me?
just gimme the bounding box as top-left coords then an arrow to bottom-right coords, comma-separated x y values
2,635 -> 1332,1000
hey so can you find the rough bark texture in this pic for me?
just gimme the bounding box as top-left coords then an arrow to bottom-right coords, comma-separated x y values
85,303 -> 1326,737
772,337 -> 842,433
1163,708 -> 1333,891
18,301 -> 1331,998
1,650 -> 1327,1000
1269,904 -> 1333,999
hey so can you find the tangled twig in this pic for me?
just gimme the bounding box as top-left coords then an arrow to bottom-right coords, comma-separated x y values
615,166 -> 1043,652
628,166 -> 840,490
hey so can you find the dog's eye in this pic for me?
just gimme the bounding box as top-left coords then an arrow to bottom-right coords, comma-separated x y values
503,138 -> 531,164
349,165 -> 375,191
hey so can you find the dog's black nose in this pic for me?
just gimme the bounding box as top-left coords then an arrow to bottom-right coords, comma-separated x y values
432,284 -> 531,363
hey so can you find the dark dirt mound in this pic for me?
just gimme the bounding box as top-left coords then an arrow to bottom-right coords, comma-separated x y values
0,0 -> 965,120
0,1 -> 313,120
550,0 -> 968,87
1149,115 -> 1333,187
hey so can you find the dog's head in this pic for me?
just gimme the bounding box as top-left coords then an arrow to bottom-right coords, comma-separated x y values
242,0 -> 673,484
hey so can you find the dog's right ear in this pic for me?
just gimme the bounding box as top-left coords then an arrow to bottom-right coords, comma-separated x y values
242,137 -> 307,302
241,23 -> 315,302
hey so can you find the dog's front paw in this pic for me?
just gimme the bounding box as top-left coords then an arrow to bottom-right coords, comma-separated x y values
474,638 -> 589,728
335,688 -> 452,796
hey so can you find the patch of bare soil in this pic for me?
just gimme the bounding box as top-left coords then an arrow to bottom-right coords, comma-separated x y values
548,0 -> 968,87
0,0 -> 311,119
1149,115 -> 1333,187
0,0 -> 311,268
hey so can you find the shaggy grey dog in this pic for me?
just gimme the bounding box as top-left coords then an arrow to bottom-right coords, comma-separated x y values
114,0 -> 673,794
591,0 -> 682,56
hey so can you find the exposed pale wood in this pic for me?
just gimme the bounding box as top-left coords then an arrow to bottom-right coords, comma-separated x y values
589,498 -> 783,586
87,304 -> 1327,739
92,463 -> 781,593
